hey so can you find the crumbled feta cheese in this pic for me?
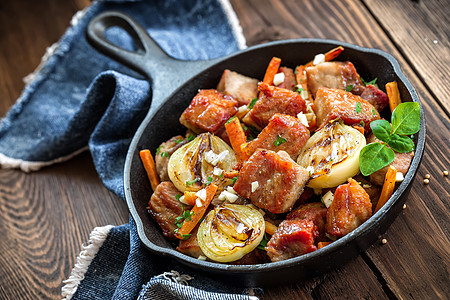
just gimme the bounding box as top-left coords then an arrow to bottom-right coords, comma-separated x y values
313,53 -> 325,65
297,112 -> 309,127
204,150 -> 219,165
306,101 -> 314,113
321,190 -> 334,208
251,181 -> 259,192
219,190 -> 239,203
273,72 -> 285,85
226,186 -> 237,194
195,198 -> 203,207
238,105 -> 247,113
198,255 -> 207,261
217,150 -> 229,163
396,172 -> 404,182
306,166 -> 315,175
362,184 -> 372,188
213,167 -> 223,176
178,195 -> 188,205
195,189 -> 207,201
300,89 -> 309,100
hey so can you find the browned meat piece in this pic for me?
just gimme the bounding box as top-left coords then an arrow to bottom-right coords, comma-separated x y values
277,67 -> 297,91
243,82 -> 306,130
148,182 -> 191,240
180,89 -> 238,134
242,114 -> 310,160
266,219 -> 318,262
326,178 -> 372,237
233,149 -> 309,214
366,134 -> 414,186
306,61 -> 365,97
155,135 -> 187,181
176,226 -> 205,258
314,87 -> 380,131
287,202 -> 327,240
353,174 -> 381,210
360,84 -> 389,112
217,69 -> 258,106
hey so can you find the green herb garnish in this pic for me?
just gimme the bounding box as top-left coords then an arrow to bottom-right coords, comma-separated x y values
359,102 -> 420,176
296,87 -> 304,93
274,135 -> 287,146
174,138 -> 184,144
257,233 -> 269,250
205,176 -> 213,186
355,102 -> 362,113
294,66 -> 299,74
160,151 -> 169,157
175,194 -> 182,201
186,134 -> 195,142
226,116 -> 237,125
179,233 -> 191,240
372,107 -> 377,116
248,97 -> 258,109
185,178 -> 199,187
231,176 -> 238,184
155,146 -> 161,155
345,85 -> 354,92
361,77 -> 377,86
360,120 -> 365,128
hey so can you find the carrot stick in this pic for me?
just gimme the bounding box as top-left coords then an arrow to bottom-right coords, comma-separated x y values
265,221 -> 278,236
183,191 -> 197,206
305,46 -> 344,67
375,165 -> 397,213
262,57 -> 281,85
225,117 -> 249,164
386,81 -> 402,112
223,170 -> 239,179
139,149 -> 160,191
318,241 -> 333,249
175,183 -> 218,239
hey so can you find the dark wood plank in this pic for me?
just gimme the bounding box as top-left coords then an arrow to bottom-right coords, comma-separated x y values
230,0 -> 449,299
363,0 -> 450,115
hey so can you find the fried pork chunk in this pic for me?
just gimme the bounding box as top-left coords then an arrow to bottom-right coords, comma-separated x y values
217,69 -> 258,106
242,114 -> 310,160
176,226 -> 204,258
148,182 -> 190,240
155,135 -> 187,181
314,87 -> 380,131
287,202 -> 327,240
306,61 -> 365,97
326,178 -> 372,237
360,84 -> 389,112
243,82 -> 307,130
233,149 -> 309,214
180,89 -> 238,134
266,219 -> 318,262
276,67 -> 297,91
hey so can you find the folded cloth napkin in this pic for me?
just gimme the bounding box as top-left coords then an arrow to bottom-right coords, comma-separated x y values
0,0 -> 261,299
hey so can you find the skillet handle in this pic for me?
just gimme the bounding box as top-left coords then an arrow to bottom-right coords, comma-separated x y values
86,11 -> 221,113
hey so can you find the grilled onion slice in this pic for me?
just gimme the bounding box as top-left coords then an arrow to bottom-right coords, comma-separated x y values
297,120 -> 366,189
197,204 -> 265,262
168,133 -> 237,193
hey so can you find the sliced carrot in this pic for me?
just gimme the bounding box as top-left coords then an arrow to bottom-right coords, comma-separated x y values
318,241 -> 333,249
386,81 -> 402,112
175,183 -> 218,239
225,117 -> 249,165
139,149 -> 160,191
262,57 -> 281,85
305,46 -> 344,67
375,165 -> 397,213
265,221 -> 278,236
183,191 -> 197,206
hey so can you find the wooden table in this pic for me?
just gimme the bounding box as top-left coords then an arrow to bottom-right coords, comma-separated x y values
0,0 -> 448,299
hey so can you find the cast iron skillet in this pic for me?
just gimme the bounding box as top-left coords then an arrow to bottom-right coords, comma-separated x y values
86,11 -> 425,286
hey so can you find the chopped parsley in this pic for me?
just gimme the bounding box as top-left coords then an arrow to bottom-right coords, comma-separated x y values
257,233 -> 269,250
174,138 -> 184,144
274,135 -> 287,146
372,107 -> 377,116
186,134 -> 195,142
345,85 -> 354,92
242,124 -> 248,131
160,151 -> 169,157
205,176 -> 213,186
296,87 -> 304,93
175,194 -> 182,201
226,116 -> 237,125
361,77 -> 377,86
231,176 -> 238,184
355,102 -> 362,113
185,178 -> 199,187
360,120 -> 365,128
178,233 -> 191,240
248,97 -> 258,109
294,66 -> 299,74
218,172 -> 224,179
155,146 -> 161,155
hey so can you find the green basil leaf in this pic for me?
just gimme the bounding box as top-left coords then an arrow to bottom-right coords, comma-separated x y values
370,119 -> 392,143
359,143 -> 395,176
388,134 -> 415,153
391,102 -> 421,135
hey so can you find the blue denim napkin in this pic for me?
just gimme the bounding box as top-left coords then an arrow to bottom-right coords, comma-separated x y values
0,0 -> 259,299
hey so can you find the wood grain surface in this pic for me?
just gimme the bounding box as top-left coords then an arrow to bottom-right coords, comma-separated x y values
0,0 -> 448,299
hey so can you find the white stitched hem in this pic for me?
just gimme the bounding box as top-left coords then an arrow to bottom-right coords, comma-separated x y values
218,0 -> 247,50
61,225 -> 115,300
